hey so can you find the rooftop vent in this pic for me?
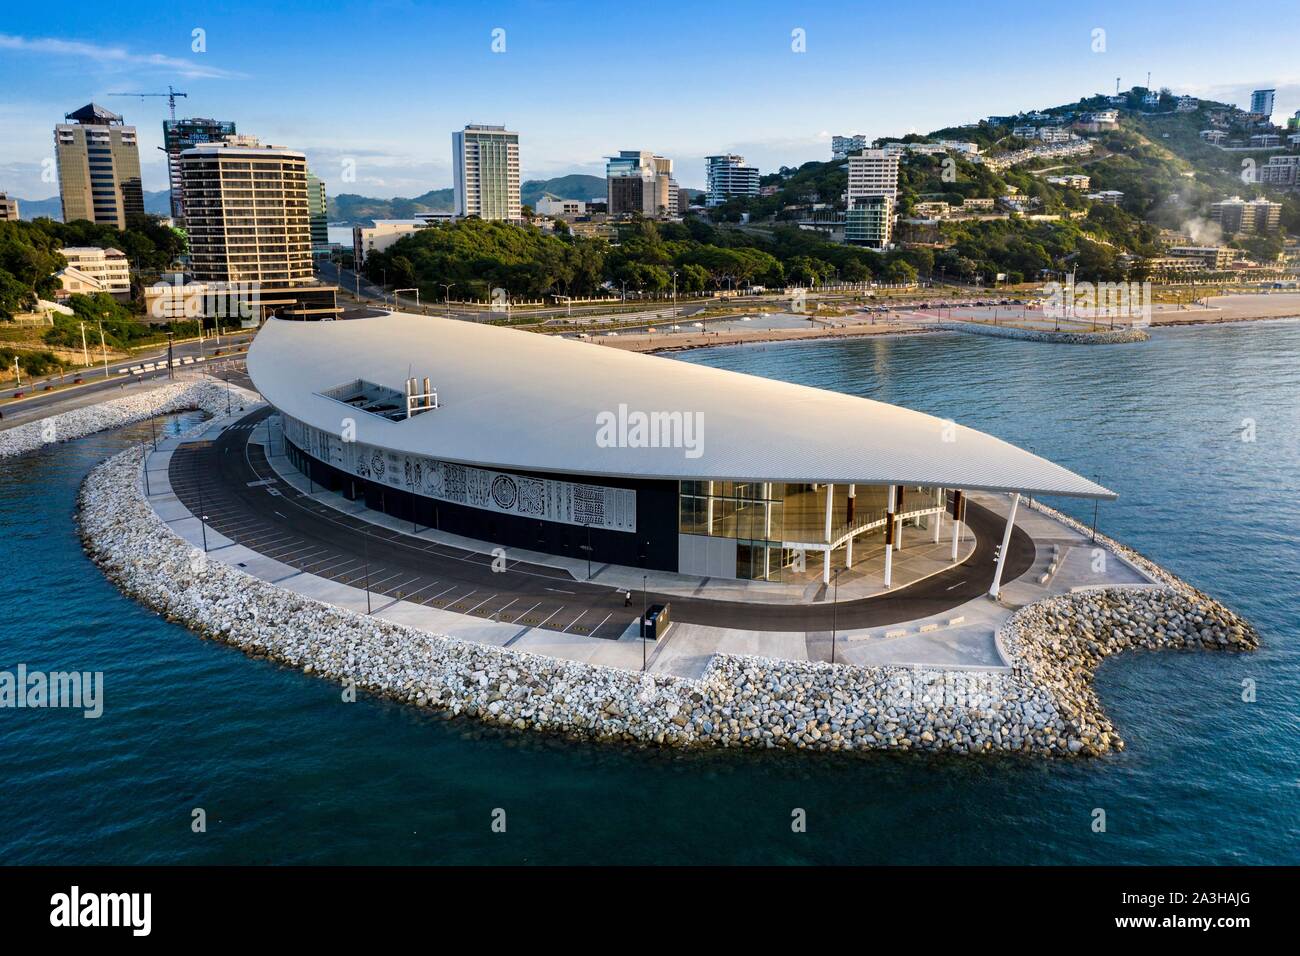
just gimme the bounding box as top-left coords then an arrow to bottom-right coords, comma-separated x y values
318,377 -> 438,423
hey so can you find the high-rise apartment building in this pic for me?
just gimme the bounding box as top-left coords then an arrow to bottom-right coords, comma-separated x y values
1210,196 -> 1282,235
307,171 -> 329,258
1250,89 -> 1276,117
705,154 -> 760,207
180,137 -> 338,320
452,125 -> 521,221
55,104 -> 143,229
845,149 -> 900,248
0,193 -> 18,221
606,150 -> 679,217
831,134 -> 868,160
162,117 -> 237,220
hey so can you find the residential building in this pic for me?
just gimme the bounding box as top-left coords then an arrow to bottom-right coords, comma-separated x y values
54,103 -> 143,229
306,171 -> 329,259
1046,174 -> 1091,190
56,246 -> 131,299
1250,89 -> 1276,118
1037,127 -> 1076,144
352,220 -> 427,265
452,125 -> 521,221
705,154 -> 760,206
831,134 -> 868,159
678,186 -> 694,212
1200,129 -> 1227,145
162,117 -> 237,220
911,201 -> 950,219
0,193 -> 18,221
180,137 -> 339,320
1249,133 -> 1281,148
1168,246 -> 1234,270
1087,190 -> 1124,205
1259,156 -> 1300,187
1012,125 -> 1038,139
1210,196 -> 1282,235
605,150 -> 678,217
1142,90 -> 1160,107
845,150 -> 900,248
1176,96 -> 1199,113
844,195 -> 891,247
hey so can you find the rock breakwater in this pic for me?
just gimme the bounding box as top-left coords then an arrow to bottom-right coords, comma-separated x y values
75,412 -> 1257,756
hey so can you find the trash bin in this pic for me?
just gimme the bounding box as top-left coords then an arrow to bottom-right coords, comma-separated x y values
643,603 -> 672,641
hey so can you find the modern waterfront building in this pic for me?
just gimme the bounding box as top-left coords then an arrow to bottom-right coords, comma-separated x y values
845,149 -> 900,248
1210,196 -> 1282,235
0,193 -> 18,221
831,134 -> 868,160
705,154 -> 760,207
605,151 -> 678,217
452,125 -> 521,221
162,117 -> 237,221
180,137 -> 339,320
55,104 -> 143,229
1250,89 -> 1276,118
247,313 -> 1114,591
307,171 -> 329,259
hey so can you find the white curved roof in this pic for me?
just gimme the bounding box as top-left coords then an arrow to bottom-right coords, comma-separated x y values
247,313 -> 1115,500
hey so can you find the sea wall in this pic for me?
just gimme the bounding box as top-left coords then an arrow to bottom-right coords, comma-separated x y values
78,423 -> 1260,756
0,378 -> 250,459
938,321 -> 1150,344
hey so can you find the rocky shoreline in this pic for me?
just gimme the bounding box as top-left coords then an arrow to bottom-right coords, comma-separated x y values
72,385 -> 1258,757
938,320 -> 1150,344
0,378 -> 246,459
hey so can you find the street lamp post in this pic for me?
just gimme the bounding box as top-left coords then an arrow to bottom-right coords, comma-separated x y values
579,523 -> 593,579
439,283 -> 454,319
196,467 -> 209,553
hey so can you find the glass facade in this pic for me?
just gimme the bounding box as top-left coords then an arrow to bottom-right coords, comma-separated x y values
678,481 -> 946,581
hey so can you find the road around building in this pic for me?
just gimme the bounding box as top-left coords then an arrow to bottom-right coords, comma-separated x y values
163,405 -> 1035,642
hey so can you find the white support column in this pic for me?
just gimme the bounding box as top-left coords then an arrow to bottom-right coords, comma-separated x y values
706,480 -> 714,535
933,507 -> 942,543
845,483 -> 856,567
823,548 -> 830,585
884,485 -> 895,588
989,492 -> 1021,600
763,483 -> 772,581
846,533 -> 853,567
824,482 -> 834,543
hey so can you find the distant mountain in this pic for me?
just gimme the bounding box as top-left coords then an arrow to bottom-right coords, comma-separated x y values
17,189 -> 172,221
521,174 -> 607,207
329,189 -> 454,224
326,174 -> 612,225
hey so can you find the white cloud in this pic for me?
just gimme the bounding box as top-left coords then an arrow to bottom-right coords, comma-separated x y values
0,33 -> 244,80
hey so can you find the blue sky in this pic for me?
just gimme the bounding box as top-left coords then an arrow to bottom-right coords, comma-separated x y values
3,0 -> 1299,200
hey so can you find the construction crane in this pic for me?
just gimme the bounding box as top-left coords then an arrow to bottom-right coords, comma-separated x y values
109,85 -> 188,121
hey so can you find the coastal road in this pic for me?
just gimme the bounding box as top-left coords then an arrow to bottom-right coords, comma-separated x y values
167,407 -> 1036,640
1,345 -> 250,431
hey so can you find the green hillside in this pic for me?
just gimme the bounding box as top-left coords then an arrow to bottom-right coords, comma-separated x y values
328,175 -> 611,225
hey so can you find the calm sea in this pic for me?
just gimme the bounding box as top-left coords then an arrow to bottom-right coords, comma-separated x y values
1,322 -> 1296,864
